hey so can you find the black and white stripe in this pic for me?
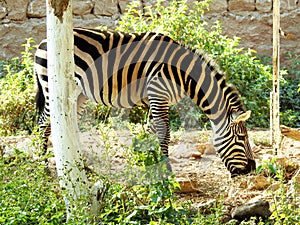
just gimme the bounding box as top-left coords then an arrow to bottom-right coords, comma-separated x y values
35,28 -> 255,176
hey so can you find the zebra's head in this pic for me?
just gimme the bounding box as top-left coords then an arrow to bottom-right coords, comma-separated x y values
214,110 -> 256,177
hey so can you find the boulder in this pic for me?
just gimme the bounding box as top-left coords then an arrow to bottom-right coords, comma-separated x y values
231,200 -> 271,220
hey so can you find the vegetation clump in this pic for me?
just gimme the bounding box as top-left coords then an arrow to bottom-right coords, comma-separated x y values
0,38 -> 37,135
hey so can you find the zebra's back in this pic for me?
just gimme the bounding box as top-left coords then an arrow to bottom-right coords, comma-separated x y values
35,28 -> 189,108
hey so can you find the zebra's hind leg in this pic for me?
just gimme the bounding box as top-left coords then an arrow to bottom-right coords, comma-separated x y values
40,123 -> 51,155
37,116 -> 53,174
36,109 -> 51,156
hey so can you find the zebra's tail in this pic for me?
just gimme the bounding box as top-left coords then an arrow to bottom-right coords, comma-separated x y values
34,72 -> 45,116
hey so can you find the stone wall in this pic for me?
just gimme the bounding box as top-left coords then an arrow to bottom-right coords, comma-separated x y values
0,0 -> 299,61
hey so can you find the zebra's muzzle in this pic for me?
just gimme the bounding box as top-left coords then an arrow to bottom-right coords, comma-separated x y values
231,158 -> 256,178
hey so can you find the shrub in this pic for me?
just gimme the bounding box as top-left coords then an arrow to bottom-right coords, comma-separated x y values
257,158 -> 300,224
279,52 -> 300,127
280,78 -> 300,127
0,151 -> 66,224
0,38 -> 37,135
117,0 -> 273,128
97,127 -> 191,224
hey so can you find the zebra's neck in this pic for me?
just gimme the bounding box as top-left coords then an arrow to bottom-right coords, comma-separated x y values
183,50 -> 245,137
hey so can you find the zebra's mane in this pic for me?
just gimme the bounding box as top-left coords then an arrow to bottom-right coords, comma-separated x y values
182,43 -> 224,76
226,84 -> 246,113
183,44 -> 246,113
196,49 -> 226,78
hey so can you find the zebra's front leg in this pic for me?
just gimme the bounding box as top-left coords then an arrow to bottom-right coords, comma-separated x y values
148,101 -> 172,171
145,109 -> 156,134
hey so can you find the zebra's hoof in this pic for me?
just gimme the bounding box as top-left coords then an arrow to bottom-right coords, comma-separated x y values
162,156 -> 172,172
166,161 -> 172,172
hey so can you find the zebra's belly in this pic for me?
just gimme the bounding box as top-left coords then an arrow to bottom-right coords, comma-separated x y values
79,79 -> 149,108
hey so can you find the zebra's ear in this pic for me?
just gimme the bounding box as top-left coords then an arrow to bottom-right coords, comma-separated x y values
233,110 -> 251,123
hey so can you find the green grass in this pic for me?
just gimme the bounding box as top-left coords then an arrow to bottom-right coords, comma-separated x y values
0,151 -> 66,224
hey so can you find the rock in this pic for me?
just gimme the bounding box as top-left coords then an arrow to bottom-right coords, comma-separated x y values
196,143 -> 207,154
6,0 -> 30,20
175,177 -> 199,193
208,0 -> 227,13
255,0 -> 272,12
193,199 -> 216,214
0,18 -> 46,58
248,175 -> 270,190
0,6 -> 7,19
73,0 -> 93,16
228,0 -> 255,11
197,143 -> 215,155
280,125 -> 300,142
190,152 -> 202,159
171,142 -> 201,159
281,0 -> 298,12
276,157 -> 299,180
1,18 -> 10,24
0,0 -> 300,63
268,182 -> 281,192
204,144 -> 216,155
0,15 -> 115,59
231,200 -> 272,220
94,0 -> 119,16
118,0 -> 132,13
27,0 -> 46,18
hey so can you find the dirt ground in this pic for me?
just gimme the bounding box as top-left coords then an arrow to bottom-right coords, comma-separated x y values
56,128 -> 300,210
1,128 -> 300,219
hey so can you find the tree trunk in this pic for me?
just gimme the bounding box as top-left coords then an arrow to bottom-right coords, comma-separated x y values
271,0 -> 281,154
46,0 -> 101,220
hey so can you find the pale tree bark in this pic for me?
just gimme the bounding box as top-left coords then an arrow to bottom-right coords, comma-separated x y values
271,0 -> 281,155
46,0 -> 101,220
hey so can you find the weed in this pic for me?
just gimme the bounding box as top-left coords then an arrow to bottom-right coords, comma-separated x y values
0,151 -> 66,224
257,158 -> 300,224
0,38 -> 37,135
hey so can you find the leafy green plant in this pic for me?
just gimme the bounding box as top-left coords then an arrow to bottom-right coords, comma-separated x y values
256,158 -> 279,177
117,0 -> 272,128
256,158 -> 300,224
192,199 -> 227,225
279,53 -> 300,127
0,38 -> 37,135
269,167 -> 300,224
0,150 -> 66,224
283,51 -> 300,78
95,125 -> 192,224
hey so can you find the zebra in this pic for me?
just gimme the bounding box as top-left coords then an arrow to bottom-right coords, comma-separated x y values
34,27 -> 256,177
